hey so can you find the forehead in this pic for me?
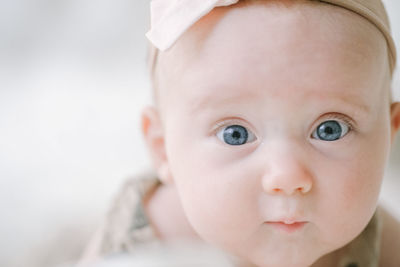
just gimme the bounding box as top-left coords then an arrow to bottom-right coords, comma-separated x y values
157,0 -> 388,113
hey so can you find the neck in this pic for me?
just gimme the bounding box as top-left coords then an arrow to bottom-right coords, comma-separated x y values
143,183 -> 201,241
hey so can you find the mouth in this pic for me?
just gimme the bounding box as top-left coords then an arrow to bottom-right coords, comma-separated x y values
265,221 -> 308,233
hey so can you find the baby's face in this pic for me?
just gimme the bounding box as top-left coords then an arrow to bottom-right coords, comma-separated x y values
154,1 -> 392,266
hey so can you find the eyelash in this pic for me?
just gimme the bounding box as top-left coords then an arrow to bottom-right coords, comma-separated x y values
212,118 -> 253,134
315,113 -> 355,132
211,113 -> 355,139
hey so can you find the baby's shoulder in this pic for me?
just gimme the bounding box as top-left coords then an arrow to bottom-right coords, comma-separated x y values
379,206 -> 400,267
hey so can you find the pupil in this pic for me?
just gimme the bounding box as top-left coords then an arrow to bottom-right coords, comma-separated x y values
232,131 -> 241,139
325,127 -> 333,134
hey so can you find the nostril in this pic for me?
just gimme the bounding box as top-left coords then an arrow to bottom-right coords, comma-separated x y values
296,187 -> 303,192
273,188 -> 281,193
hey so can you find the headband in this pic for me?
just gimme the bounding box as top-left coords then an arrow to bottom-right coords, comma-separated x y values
146,0 -> 397,73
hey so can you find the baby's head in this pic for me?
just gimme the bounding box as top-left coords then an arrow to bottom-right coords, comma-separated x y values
142,0 -> 400,266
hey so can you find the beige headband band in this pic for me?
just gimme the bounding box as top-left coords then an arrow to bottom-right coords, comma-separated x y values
146,0 -> 397,73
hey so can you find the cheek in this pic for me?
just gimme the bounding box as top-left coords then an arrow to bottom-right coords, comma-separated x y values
165,130 -> 260,245
315,121 -> 390,246
341,116 -> 390,209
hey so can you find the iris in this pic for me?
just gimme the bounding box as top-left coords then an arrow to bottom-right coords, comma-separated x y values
223,125 -> 249,145
315,120 -> 343,141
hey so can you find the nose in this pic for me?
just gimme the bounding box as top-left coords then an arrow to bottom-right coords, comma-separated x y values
262,151 -> 313,196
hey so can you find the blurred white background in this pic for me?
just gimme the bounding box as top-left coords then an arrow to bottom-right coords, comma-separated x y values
0,1 -> 399,267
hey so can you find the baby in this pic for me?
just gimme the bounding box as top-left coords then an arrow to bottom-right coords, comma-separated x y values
81,0 -> 400,266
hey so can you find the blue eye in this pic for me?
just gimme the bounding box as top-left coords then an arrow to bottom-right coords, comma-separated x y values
217,125 -> 256,146
312,120 -> 349,141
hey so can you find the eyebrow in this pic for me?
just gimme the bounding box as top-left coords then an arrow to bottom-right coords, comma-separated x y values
340,98 -> 370,114
188,92 -> 260,114
188,87 -> 371,118
310,92 -> 371,116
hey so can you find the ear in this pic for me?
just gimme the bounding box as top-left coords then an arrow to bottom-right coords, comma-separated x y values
390,102 -> 400,144
141,106 -> 174,184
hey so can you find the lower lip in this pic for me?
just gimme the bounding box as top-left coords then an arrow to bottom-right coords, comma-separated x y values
266,222 -> 307,233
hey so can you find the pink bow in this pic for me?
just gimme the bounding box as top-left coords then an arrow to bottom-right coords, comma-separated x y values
146,0 -> 239,51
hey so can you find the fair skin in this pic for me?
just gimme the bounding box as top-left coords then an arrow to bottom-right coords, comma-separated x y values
79,1 -> 400,267
141,1 -> 400,266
